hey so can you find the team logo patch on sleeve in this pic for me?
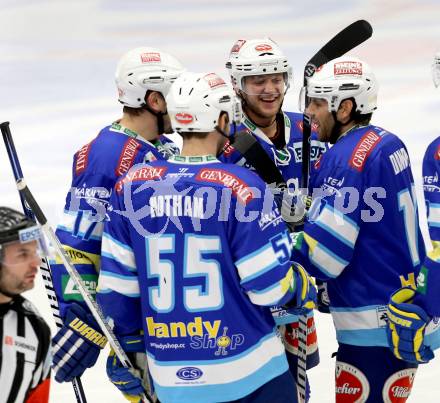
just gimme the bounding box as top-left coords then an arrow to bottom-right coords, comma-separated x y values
195,168 -> 254,204
115,138 -> 141,176
335,361 -> 370,402
115,166 -> 167,193
75,142 -> 93,175
382,368 -> 416,402
349,131 -> 382,172
435,144 -> 440,160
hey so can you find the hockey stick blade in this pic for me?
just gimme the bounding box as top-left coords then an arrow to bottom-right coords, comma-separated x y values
304,20 -> 373,80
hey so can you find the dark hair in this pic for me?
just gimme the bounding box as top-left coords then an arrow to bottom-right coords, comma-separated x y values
346,98 -> 373,125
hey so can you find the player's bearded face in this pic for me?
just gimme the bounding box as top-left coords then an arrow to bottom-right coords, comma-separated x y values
305,98 -> 335,142
241,73 -> 285,119
0,241 -> 40,298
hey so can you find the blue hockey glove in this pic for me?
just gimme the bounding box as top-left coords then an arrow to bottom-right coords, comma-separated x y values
316,279 -> 331,314
107,335 -> 146,403
283,263 -> 317,315
386,287 -> 434,364
52,303 -> 107,382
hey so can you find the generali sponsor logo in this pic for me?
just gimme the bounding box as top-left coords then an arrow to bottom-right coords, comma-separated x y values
334,61 -> 363,76
382,368 -> 416,402
195,168 -> 254,204
140,52 -> 161,63
255,43 -> 273,52
349,131 -> 382,172
75,141 -> 93,175
203,73 -> 226,89
335,361 -> 370,402
230,39 -> 246,54
115,166 -> 167,193
175,113 -> 194,125
115,138 -> 141,176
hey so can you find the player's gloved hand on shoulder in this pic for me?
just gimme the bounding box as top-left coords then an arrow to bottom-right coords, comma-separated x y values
316,279 -> 331,314
107,335 -> 146,403
52,303 -> 107,382
386,287 -> 434,364
283,263 -> 317,315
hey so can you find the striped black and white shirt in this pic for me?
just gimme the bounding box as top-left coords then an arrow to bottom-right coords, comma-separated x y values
0,296 -> 51,403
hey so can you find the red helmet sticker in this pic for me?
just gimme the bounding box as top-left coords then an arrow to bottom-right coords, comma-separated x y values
230,40 -> 246,54
335,361 -> 370,402
382,368 -> 416,402
175,113 -> 194,125
140,52 -> 161,63
204,73 -> 226,89
334,61 -> 363,76
255,44 -> 273,52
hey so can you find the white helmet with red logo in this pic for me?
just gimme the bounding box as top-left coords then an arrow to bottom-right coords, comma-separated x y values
432,52 -> 440,88
115,47 -> 185,108
225,38 -> 292,92
304,55 -> 378,114
166,72 -> 241,133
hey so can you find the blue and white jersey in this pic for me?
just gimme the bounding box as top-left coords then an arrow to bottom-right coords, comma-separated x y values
422,136 -> 440,244
51,122 -> 178,318
221,111 -> 328,195
293,125 -> 440,349
97,155 -> 299,403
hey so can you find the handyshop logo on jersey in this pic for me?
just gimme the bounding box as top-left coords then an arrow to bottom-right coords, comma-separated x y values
382,368 -> 416,402
115,166 -> 167,193
140,52 -> 161,63
62,274 -> 97,301
335,361 -> 370,402
196,168 -> 254,204
334,61 -> 363,76
147,317 -> 244,356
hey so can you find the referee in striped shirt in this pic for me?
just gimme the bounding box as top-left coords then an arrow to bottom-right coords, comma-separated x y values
0,207 -> 51,403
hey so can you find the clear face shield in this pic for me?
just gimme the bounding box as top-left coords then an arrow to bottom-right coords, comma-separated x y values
241,73 -> 288,97
0,225 -> 48,268
432,56 -> 440,88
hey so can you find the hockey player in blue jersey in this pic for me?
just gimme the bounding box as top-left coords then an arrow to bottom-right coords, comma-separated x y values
292,55 -> 437,402
386,52 -> 440,367
222,38 -> 326,397
97,71 -> 317,403
50,47 -> 185,383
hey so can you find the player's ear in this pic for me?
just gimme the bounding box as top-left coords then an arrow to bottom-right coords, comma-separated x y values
145,91 -> 165,113
337,99 -> 354,124
218,112 -> 230,134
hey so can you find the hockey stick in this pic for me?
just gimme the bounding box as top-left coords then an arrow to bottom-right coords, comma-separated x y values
0,121 -> 88,403
297,20 -> 373,403
1,122 -> 154,403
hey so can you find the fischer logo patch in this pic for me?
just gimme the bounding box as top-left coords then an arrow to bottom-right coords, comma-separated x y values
115,166 -> 167,193
335,361 -> 370,402
196,168 -> 254,204
382,368 -> 416,402
75,142 -> 93,175
140,52 -> 161,63
175,113 -> 194,125
255,43 -> 273,52
203,73 -> 226,89
349,131 -> 382,172
334,61 -> 363,76
115,138 -> 141,177
230,39 -> 246,54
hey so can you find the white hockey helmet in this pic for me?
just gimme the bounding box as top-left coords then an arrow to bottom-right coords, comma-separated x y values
166,72 -> 241,133
302,55 -> 378,114
115,47 -> 185,108
225,38 -> 293,92
432,52 -> 440,88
